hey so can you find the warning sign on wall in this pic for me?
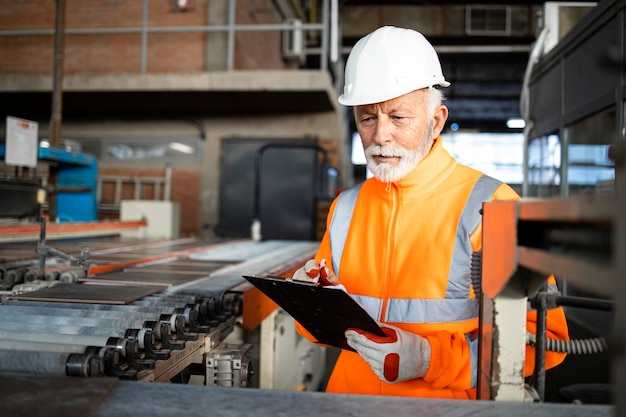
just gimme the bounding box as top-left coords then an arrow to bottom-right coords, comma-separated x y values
6,116 -> 38,168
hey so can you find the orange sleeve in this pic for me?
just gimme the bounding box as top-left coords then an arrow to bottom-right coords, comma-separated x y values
423,277 -> 569,390
422,331 -> 474,390
524,274 -> 570,375
524,307 -> 570,375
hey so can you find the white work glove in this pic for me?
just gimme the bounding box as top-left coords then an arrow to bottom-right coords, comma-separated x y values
291,258 -> 339,286
345,323 -> 431,384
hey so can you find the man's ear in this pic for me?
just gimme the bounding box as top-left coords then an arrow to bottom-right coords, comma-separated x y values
432,105 -> 448,138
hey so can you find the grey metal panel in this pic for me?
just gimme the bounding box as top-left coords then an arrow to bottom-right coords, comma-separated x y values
528,0 -> 624,137
0,374 -> 613,417
564,15 -> 620,118
219,138 -> 318,240
92,380 -> 612,417
8,283 -> 162,304
529,64 -> 561,137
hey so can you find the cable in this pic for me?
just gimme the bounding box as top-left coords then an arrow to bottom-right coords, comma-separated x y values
527,332 -> 608,354
471,251 -> 610,355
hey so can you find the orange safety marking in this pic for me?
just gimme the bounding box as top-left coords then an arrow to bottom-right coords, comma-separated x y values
482,200 -> 518,299
0,220 -> 148,236
87,239 -> 249,276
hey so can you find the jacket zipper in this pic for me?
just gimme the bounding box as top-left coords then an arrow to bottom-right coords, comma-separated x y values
380,183 -> 398,322
379,182 -> 398,395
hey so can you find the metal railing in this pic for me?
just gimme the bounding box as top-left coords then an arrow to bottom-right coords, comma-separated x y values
96,165 -> 172,213
0,0 -> 341,75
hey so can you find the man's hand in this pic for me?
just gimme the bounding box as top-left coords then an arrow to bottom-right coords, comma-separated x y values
345,324 -> 431,384
292,258 -> 339,286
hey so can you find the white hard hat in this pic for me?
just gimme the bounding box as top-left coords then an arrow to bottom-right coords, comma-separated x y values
338,26 -> 450,106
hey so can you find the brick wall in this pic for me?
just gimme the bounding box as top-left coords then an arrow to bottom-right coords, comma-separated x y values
233,0 -> 286,70
0,0 -> 289,75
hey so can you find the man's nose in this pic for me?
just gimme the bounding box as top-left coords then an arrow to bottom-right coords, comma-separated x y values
373,118 -> 393,146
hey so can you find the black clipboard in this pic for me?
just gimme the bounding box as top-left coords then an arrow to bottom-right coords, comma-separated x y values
243,275 -> 385,351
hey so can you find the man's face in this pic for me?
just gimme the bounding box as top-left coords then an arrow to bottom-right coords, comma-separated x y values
355,89 -> 446,182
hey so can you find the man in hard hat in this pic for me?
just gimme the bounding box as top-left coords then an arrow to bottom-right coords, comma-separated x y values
293,26 -> 569,399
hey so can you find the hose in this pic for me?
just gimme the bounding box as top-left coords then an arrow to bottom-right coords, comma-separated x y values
471,251 -> 609,355
527,332 -> 608,355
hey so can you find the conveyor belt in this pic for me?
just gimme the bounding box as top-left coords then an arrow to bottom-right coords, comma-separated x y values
0,238 -> 318,382
9,283 -> 162,304
0,235 -> 615,415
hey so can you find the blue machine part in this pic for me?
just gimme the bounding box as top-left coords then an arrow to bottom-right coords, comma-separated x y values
55,155 -> 99,222
0,145 -> 99,222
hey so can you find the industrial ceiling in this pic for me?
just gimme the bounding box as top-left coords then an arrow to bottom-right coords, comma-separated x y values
336,1 -> 597,132
0,1 -> 598,134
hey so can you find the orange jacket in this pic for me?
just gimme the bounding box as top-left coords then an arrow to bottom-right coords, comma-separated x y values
296,137 -> 569,399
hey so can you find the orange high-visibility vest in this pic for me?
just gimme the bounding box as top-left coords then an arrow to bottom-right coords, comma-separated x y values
296,138 -> 569,399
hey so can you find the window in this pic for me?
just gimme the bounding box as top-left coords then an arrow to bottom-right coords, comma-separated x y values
442,132 -> 524,185
527,134 -> 561,198
70,137 -> 202,166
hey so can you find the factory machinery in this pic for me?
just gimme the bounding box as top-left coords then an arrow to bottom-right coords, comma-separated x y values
1,0 -> 623,414
0,232 -> 319,388
0,226 -> 617,417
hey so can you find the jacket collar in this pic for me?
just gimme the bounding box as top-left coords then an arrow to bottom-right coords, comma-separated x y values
368,137 -> 457,200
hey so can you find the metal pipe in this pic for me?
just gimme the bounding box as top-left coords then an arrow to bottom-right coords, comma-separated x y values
0,305 -> 181,323
320,0 -> 329,71
0,329 -> 121,348
3,299 -> 205,330
0,320 -> 150,346
0,312 -> 163,330
226,0 -> 236,71
0,349 -> 100,377
0,338 -> 98,354
141,0 -> 149,73
6,299 -> 192,314
8,293 -> 215,321
533,293 -> 548,402
554,294 -> 613,311
330,0 -> 338,64
49,0 -> 65,148
46,0 -> 66,222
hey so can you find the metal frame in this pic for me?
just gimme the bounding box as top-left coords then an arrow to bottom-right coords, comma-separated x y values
522,0 -> 624,198
478,194 -> 620,409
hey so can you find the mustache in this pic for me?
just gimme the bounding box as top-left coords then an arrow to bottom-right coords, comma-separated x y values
365,145 -> 409,158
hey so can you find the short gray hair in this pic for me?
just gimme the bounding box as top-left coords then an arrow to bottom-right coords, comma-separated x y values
426,87 -> 444,119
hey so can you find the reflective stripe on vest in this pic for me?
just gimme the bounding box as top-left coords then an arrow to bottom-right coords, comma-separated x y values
329,175 -> 502,324
446,175 -> 503,299
329,182 -> 363,275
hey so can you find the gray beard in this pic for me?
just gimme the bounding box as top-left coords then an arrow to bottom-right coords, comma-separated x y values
365,130 -> 434,183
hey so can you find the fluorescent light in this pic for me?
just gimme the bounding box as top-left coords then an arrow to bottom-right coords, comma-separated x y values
507,118 -> 526,129
169,142 -> 194,154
